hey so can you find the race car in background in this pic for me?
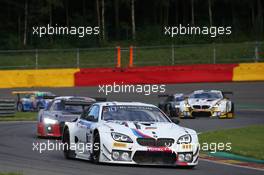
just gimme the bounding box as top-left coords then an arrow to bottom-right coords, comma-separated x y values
37,96 -> 96,138
62,102 -> 199,167
158,93 -> 185,117
12,91 -> 56,112
179,90 -> 234,119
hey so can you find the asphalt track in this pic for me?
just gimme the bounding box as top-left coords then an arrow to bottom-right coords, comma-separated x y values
0,82 -> 263,175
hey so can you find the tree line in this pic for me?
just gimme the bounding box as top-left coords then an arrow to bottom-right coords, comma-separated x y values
0,0 -> 263,49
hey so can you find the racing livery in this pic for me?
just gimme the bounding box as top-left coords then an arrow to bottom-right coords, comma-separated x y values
158,93 -> 185,117
37,96 -> 96,138
62,102 -> 199,167
179,90 -> 234,119
13,91 -> 56,112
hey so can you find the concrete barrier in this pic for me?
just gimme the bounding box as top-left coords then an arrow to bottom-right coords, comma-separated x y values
233,63 -> 264,81
0,69 -> 79,88
74,64 -> 237,86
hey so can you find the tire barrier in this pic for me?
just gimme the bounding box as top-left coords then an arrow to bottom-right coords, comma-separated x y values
0,99 -> 16,117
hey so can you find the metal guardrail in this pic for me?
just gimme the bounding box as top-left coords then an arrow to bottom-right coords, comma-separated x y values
133,42 -> 264,66
0,99 -> 16,117
0,42 -> 263,69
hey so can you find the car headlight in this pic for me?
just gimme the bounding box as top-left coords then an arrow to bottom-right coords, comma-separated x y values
43,118 -> 58,124
111,132 -> 133,143
214,104 -> 220,108
177,134 -> 192,144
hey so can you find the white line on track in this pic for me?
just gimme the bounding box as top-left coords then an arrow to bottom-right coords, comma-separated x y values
200,158 -> 264,172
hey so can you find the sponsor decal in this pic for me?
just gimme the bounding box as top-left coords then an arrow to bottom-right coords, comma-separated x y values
147,147 -> 172,152
113,142 -> 127,148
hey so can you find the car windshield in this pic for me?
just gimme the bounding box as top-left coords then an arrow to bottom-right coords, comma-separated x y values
189,92 -> 222,99
102,105 -> 170,122
63,105 -> 84,114
56,103 -> 87,114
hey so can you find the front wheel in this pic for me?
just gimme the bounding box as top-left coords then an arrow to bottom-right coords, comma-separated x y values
62,128 -> 75,159
17,103 -> 24,112
92,132 -> 101,163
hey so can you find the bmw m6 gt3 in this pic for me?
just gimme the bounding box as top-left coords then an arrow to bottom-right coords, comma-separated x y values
62,102 -> 199,167
179,90 -> 234,119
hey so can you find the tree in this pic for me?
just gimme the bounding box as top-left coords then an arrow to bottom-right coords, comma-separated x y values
101,0 -> 105,40
114,0 -> 120,39
257,0 -> 263,37
208,0 -> 213,26
65,0 -> 69,26
23,0 -> 28,46
191,0 -> 195,25
131,0 -> 136,40
96,0 -> 101,41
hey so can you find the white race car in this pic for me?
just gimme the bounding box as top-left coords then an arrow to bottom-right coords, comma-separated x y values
62,102 -> 199,167
179,90 -> 234,119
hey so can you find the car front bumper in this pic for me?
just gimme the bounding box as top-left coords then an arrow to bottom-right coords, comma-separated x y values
179,108 -> 233,118
99,139 -> 199,166
37,122 -> 64,137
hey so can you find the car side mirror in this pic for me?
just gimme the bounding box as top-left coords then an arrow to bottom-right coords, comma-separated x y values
171,118 -> 180,124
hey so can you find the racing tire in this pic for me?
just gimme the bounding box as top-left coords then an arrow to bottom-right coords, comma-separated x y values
91,132 -> 101,164
62,128 -> 75,159
36,103 -> 41,112
165,104 -> 171,117
17,103 -> 24,112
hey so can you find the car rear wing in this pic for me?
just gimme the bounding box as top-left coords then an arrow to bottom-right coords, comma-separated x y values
43,95 -> 58,99
12,91 -> 38,101
157,94 -> 172,98
93,97 -> 107,102
62,100 -> 95,106
222,91 -> 233,99
223,91 -> 233,95
12,91 -> 38,95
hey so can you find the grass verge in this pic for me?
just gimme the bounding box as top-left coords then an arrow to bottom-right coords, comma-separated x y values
0,112 -> 37,121
199,125 -> 264,160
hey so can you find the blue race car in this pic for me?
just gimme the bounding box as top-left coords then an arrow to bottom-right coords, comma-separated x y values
12,91 -> 57,112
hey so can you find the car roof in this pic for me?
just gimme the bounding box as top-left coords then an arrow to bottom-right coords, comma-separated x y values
193,90 -> 222,94
95,101 -> 157,108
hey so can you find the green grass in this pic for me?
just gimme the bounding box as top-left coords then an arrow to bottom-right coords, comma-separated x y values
0,42 -> 263,69
0,112 -> 37,121
199,125 -> 264,160
0,173 -> 22,175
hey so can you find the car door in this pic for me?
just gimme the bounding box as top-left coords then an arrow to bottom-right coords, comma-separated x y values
75,105 -> 100,156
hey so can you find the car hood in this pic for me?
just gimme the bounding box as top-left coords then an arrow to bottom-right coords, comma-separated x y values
188,98 -> 221,107
102,121 -> 195,139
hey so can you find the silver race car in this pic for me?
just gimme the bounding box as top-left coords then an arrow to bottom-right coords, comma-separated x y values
37,96 -> 96,138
